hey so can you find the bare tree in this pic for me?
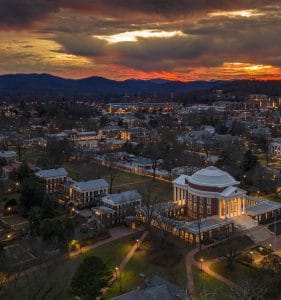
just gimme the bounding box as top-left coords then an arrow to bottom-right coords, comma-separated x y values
138,182 -> 160,232
16,137 -> 27,162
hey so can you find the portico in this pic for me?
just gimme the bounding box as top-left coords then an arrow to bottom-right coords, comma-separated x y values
218,197 -> 246,218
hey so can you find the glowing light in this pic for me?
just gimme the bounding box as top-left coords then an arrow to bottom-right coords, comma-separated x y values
209,10 -> 264,18
95,30 -> 185,43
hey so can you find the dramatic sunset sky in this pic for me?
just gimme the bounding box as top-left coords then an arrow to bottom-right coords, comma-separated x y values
1,0 -> 281,81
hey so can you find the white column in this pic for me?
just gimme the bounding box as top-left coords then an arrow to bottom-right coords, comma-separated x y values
173,186 -> 176,201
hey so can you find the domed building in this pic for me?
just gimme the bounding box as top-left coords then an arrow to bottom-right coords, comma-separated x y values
187,166 -> 247,220
173,166 -> 247,220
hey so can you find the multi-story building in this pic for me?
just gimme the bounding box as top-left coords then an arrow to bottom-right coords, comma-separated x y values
101,190 -> 142,223
185,166 -> 246,220
68,179 -> 109,208
35,167 -> 68,194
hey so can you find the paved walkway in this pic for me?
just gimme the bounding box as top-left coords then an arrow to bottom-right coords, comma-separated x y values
70,226 -> 141,258
185,225 -> 281,300
13,226 -> 141,280
101,230 -> 148,296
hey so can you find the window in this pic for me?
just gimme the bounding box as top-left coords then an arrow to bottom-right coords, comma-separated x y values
193,204 -> 197,212
207,206 -> 211,214
199,205 -> 203,213
207,198 -> 212,205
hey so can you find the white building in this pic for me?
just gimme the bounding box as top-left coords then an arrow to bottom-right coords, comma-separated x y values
101,190 -> 141,222
68,179 -> 109,208
35,167 -> 68,194
172,174 -> 188,206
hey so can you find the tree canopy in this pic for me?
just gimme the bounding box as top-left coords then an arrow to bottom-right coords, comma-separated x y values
71,256 -> 110,300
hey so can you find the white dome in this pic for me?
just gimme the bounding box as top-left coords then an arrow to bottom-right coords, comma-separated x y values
187,166 -> 239,188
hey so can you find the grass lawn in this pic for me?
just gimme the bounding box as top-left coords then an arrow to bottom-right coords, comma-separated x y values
4,233 -> 141,300
4,231 -> 192,300
210,260 -> 257,285
105,235 -> 189,299
193,267 -> 235,300
63,161 -> 172,202
195,235 -> 254,261
21,147 -> 45,164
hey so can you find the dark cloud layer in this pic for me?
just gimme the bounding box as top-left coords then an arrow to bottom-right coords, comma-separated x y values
0,0 -> 281,79
0,0 -> 279,29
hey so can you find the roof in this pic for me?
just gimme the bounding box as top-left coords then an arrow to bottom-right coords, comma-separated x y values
112,275 -> 187,300
0,150 -> 16,158
102,190 -> 141,205
71,179 -> 109,191
172,174 -> 188,186
220,186 -> 246,198
35,167 -> 68,178
246,200 -> 281,217
187,166 -> 239,188
92,206 -> 115,214
178,217 -> 234,234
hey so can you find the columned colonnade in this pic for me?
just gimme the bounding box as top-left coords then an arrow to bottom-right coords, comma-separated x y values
173,185 -> 187,205
218,197 -> 246,218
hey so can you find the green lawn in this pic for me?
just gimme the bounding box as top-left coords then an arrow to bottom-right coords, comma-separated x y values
3,231 -> 191,299
193,267 -> 235,300
210,260 -> 257,285
195,235 -> 253,261
105,236 -> 188,299
21,147 -> 45,164
63,161 -> 172,202
4,233 -> 141,299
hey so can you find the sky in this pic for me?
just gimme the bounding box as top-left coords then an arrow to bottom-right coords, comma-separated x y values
0,0 -> 281,81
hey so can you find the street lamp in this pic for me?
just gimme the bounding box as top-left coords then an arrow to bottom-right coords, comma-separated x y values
269,243 -> 272,255
115,267 -> 122,293
200,258 -> 203,271
136,239 -> 139,250
250,251 -> 253,264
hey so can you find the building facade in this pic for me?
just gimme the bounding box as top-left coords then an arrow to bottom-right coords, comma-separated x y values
68,179 -> 109,208
35,167 -> 68,194
101,190 -> 142,223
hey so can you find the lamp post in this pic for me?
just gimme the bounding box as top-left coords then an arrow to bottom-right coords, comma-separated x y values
250,251 -> 253,264
115,267 -> 122,293
136,239 -> 139,250
200,258 -> 203,271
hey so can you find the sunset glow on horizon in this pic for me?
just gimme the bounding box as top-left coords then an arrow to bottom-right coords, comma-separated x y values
0,1 -> 281,81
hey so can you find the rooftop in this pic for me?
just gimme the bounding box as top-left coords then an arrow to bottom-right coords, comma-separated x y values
246,200 -> 281,217
112,275 -> 187,300
71,179 -> 109,191
187,166 -> 239,188
35,167 -> 68,178
102,190 -> 141,205
179,217 -> 234,234
172,174 -> 188,186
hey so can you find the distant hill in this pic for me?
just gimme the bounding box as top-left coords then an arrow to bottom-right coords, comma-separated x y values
0,73 -> 280,102
0,73 -> 222,100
